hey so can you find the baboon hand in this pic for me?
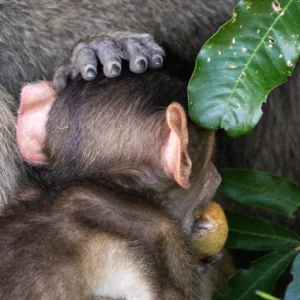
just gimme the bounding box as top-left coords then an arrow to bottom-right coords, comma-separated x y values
53,32 -> 165,91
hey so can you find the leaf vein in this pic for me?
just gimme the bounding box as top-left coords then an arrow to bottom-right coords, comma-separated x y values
220,0 -> 294,128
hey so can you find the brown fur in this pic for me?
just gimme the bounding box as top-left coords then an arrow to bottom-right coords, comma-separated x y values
0,182 -> 208,300
45,66 -> 219,234
0,65 -> 227,299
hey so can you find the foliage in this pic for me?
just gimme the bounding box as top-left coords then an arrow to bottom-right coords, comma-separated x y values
215,250 -> 296,300
188,0 -> 300,136
220,169 -> 300,217
256,290 -> 280,300
214,169 -> 300,299
225,211 -> 300,251
187,0 -> 300,298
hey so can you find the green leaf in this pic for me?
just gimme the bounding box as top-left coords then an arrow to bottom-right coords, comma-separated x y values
256,291 -> 280,300
256,291 -> 281,300
214,250 -> 296,300
188,0 -> 300,136
284,252 -> 300,300
226,211 -> 300,251
219,169 -> 300,217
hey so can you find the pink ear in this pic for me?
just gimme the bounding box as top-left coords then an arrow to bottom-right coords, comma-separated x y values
17,81 -> 56,164
163,103 -> 192,188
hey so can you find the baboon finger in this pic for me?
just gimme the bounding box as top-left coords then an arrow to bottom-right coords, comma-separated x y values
72,44 -> 98,81
149,53 -> 164,69
124,36 -> 165,73
52,65 -> 79,91
125,39 -> 150,74
93,40 -> 122,78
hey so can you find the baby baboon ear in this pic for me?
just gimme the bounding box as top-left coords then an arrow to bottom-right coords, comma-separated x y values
162,103 -> 192,188
17,81 -> 56,164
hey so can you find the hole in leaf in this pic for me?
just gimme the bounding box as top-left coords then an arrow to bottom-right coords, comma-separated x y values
272,0 -> 282,13
268,36 -> 276,44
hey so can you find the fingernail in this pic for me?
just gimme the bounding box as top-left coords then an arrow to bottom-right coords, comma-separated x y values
110,63 -> 121,76
152,55 -> 163,67
84,64 -> 97,80
136,58 -> 147,70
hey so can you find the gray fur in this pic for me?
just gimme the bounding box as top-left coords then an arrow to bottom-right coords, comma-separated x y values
0,86 -> 26,208
0,0 -> 236,98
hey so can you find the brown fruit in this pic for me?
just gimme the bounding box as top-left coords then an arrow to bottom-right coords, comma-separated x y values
192,202 -> 228,257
